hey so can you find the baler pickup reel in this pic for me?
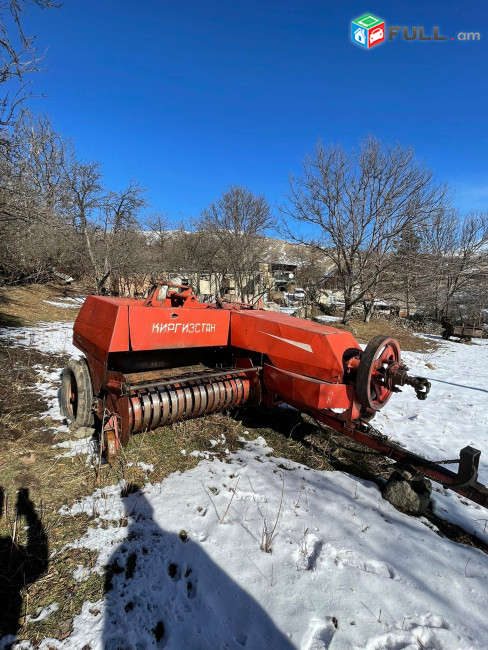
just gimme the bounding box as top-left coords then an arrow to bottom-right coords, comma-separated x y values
61,284 -> 488,509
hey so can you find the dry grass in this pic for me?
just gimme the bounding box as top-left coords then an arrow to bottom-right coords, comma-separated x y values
0,284 -> 84,327
332,317 -> 439,354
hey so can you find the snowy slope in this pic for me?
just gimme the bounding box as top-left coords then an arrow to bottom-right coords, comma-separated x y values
19,437 -> 488,650
0,321 -> 79,357
371,338 -> 488,542
375,337 -> 488,485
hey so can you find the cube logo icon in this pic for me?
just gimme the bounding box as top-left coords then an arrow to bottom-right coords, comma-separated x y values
351,14 -> 385,49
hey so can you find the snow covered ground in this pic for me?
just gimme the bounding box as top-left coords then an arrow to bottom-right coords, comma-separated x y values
0,323 -> 94,455
33,365 -> 70,435
1,323 -> 488,649
0,321 -> 79,357
375,337 -> 488,485
372,337 -> 488,542
43,298 -> 83,309
314,315 -> 342,324
8,436 -> 488,650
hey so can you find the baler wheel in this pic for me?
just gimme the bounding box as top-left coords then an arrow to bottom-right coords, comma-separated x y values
61,358 -> 94,428
356,335 -> 401,411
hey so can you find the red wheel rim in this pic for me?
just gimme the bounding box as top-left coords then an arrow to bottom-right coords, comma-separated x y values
356,336 -> 401,410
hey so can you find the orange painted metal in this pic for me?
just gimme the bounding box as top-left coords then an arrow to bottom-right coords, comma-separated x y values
263,363 -> 355,411
73,296 -> 131,363
72,290 -> 363,437
128,304 -> 230,351
230,310 -> 360,383
71,289 -> 365,444
73,295 -> 231,361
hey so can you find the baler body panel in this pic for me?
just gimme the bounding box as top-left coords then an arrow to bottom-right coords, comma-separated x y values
73,296 -> 131,363
128,306 -> 231,351
73,296 -> 232,362
230,310 -> 360,383
263,364 -> 354,410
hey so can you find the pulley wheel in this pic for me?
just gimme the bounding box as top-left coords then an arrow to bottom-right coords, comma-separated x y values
356,335 -> 401,411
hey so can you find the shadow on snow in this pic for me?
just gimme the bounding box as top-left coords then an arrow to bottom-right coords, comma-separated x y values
103,485 -> 295,649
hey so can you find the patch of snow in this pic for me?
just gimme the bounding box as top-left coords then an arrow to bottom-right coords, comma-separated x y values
190,450 -> 211,459
73,565 -> 100,583
59,482 -> 127,520
314,315 -> 341,323
31,366 -> 69,434
137,462 -> 154,473
0,321 -> 85,439
280,307 -> 298,316
43,300 -> 81,309
26,603 -> 59,624
53,436 -> 97,460
0,321 -> 79,357
26,436 -> 488,649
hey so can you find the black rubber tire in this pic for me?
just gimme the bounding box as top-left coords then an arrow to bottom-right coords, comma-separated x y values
359,407 -> 375,423
441,330 -> 450,340
61,358 -> 94,428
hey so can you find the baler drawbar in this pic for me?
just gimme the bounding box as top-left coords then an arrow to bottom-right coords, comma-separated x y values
61,283 -> 488,509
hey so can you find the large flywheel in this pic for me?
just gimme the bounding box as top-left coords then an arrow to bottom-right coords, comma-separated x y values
355,335 -> 401,411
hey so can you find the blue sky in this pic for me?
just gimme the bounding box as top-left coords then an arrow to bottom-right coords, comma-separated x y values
22,0 -> 488,221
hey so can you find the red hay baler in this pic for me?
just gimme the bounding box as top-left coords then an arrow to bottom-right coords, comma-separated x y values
61,284 -> 488,508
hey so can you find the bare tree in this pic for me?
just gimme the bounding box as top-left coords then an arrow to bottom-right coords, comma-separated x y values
99,180 -> 148,293
284,137 -> 447,323
292,247 -> 330,308
200,186 -> 274,302
62,164 -> 148,294
0,112 -> 78,283
173,226 -> 218,294
2,111 -> 70,214
422,210 -> 488,319
0,111 -> 149,290
61,159 -> 105,289
0,0 -> 58,134
146,211 -> 173,269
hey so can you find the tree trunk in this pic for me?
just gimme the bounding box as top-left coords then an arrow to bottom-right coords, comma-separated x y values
96,270 -> 111,295
405,276 -> 411,318
342,303 -> 352,324
363,300 -> 374,323
81,221 -> 100,288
